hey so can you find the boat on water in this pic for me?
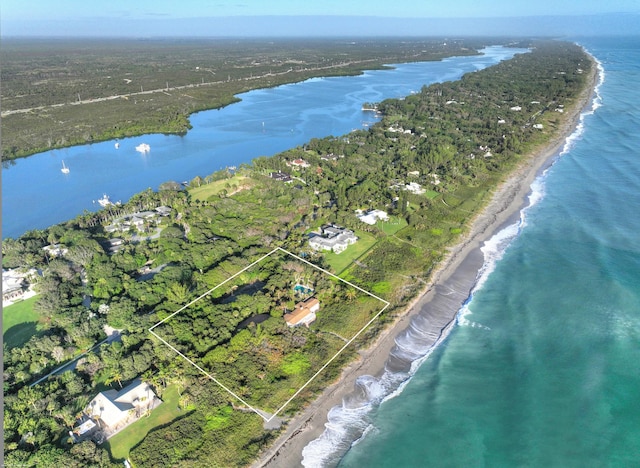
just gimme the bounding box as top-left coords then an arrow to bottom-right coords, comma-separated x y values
97,194 -> 112,207
115,142 -> 120,149
61,160 -> 70,174
135,143 -> 150,153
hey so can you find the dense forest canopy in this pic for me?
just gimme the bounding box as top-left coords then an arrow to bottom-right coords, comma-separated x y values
3,40 -> 591,467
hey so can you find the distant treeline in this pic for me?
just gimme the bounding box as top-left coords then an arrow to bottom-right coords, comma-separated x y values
1,37 -> 515,160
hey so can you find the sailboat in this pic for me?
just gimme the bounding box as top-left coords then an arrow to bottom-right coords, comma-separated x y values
61,160 -> 70,174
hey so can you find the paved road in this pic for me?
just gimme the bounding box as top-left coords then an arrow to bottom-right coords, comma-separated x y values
1,60 -> 377,117
29,327 -> 122,387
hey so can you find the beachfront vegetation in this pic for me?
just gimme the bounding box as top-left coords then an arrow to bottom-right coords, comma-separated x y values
152,248 -> 382,414
2,40 -> 592,467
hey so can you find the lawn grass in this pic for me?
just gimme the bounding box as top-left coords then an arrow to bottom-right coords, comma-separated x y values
189,175 -> 252,202
379,216 -> 408,236
3,296 -> 40,349
324,230 -> 378,274
106,384 -> 184,462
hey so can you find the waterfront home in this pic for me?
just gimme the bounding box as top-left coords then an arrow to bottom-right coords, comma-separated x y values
357,209 -> 389,225
320,153 -> 342,161
43,244 -> 68,258
101,238 -> 125,255
84,379 -> 161,439
288,158 -> 310,168
284,297 -> 320,327
2,268 -> 38,306
155,206 -> 172,217
269,171 -> 293,183
309,225 -> 357,254
2,269 -> 27,304
405,182 -> 426,195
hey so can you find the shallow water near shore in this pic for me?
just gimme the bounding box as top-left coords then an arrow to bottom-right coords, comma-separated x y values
2,46 -> 523,239
314,36 -> 640,468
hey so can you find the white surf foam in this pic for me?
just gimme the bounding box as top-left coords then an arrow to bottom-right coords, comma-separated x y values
560,49 -> 605,158
302,373 -> 405,467
302,47 -> 607,468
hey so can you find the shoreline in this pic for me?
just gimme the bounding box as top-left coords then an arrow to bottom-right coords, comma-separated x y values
253,55 -> 599,468
2,49 -> 479,163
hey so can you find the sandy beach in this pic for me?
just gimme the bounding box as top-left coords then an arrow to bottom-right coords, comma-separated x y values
253,55 -> 599,468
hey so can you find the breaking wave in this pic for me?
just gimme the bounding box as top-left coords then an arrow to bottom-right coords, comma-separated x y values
301,49 -> 605,468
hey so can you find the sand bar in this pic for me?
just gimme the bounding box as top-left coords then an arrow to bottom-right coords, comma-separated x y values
253,54 -> 599,468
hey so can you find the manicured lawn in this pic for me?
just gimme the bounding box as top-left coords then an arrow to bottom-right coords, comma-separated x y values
3,296 -> 40,349
106,384 -> 184,462
189,175 -> 252,201
426,190 -> 440,200
379,216 -> 408,236
324,230 -> 377,274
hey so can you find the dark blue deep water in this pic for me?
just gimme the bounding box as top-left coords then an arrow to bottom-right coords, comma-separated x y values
2,46 -> 520,239
303,37 -> 640,468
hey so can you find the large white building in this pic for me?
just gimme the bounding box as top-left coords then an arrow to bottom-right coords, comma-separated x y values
309,225 -> 357,254
85,379 -> 161,437
357,209 -> 389,225
2,268 -> 38,306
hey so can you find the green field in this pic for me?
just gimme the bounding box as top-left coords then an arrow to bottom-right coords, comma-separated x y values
379,216 -> 408,236
106,384 -> 184,462
189,175 -> 252,202
324,230 -> 378,274
3,296 -> 40,349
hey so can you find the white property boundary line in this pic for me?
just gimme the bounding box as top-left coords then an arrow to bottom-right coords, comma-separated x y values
149,247 -> 389,422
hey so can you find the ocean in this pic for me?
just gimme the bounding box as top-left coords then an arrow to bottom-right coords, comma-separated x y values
303,37 -> 640,467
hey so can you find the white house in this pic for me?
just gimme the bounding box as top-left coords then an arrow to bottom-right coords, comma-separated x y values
357,209 -> 389,225
405,182 -> 426,195
2,269 -> 38,306
43,244 -> 68,258
2,269 -> 27,304
86,379 -> 161,435
309,225 -> 357,254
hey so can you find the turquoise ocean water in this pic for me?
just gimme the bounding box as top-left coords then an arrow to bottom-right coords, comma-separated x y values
304,37 -> 640,467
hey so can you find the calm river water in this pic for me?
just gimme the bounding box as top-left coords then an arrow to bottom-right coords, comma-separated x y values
2,46 -> 523,239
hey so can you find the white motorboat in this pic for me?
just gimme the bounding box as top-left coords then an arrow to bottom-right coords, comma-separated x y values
97,194 -> 112,207
135,143 -> 150,153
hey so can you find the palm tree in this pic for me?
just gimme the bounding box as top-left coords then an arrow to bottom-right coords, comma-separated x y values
54,406 -> 78,431
105,369 -> 123,389
345,289 -> 358,302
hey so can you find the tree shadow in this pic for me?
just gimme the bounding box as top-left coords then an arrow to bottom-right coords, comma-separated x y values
3,322 -> 39,349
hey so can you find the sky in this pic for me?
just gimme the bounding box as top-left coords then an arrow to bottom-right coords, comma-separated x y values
2,0 -> 640,37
